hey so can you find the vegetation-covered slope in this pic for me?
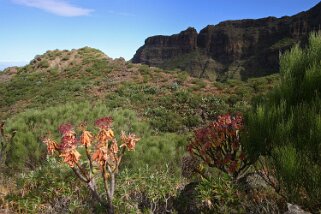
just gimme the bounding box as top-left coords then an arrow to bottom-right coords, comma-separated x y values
0,47 -> 279,124
0,46 -> 283,213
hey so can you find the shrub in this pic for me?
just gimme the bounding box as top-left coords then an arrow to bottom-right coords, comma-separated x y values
244,32 -> 321,211
4,103 -> 132,170
149,107 -> 183,132
187,114 -> 250,179
62,56 -> 70,61
138,65 -> 150,75
175,170 -> 245,214
191,79 -> 207,90
42,117 -> 140,213
49,66 -> 59,75
38,60 -> 50,68
6,159 -> 182,214
114,165 -> 183,213
196,175 -> 244,213
4,102 -> 188,173
0,121 -> 16,164
176,72 -> 189,84
5,157 -> 93,213
90,59 -> 111,74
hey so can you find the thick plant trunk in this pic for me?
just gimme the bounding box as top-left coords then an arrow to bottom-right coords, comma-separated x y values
107,173 -> 115,214
87,179 -> 110,213
88,180 -> 100,201
107,199 -> 114,214
101,165 -> 116,214
104,175 -> 115,214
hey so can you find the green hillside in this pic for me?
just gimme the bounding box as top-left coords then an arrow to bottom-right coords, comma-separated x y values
0,46 -> 284,213
0,47 -> 279,124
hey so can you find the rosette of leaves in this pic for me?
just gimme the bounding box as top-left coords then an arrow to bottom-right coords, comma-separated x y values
187,114 -> 250,179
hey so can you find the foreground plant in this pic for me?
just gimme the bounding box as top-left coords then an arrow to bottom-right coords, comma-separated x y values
43,117 -> 140,214
0,121 -> 16,163
187,114 -> 250,180
244,32 -> 321,211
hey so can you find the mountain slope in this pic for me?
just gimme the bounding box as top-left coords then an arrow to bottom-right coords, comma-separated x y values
132,1 -> 321,80
0,47 -> 278,129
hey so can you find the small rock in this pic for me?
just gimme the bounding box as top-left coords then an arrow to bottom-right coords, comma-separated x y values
238,172 -> 270,192
174,182 -> 200,214
284,203 -> 311,214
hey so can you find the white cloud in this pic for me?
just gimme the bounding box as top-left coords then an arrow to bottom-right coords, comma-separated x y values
12,0 -> 93,17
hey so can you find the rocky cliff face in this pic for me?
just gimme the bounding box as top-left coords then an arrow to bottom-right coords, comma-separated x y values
133,27 -> 198,65
132,2 -> 321,79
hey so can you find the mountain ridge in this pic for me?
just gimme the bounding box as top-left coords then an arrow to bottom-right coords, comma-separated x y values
132,1 -> 321,80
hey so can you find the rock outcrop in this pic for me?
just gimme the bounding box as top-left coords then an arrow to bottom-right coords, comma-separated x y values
132,1 -> 321,79
133,27 -> 198,66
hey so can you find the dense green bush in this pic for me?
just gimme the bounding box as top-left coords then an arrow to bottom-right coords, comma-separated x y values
4,102 -> 188,172
6,157 -> 94,213
149,106 -> 184,132
148,90 -> 230,131
6,158 -> 183,214
114,165 -> 183,213
38,60 -> 50,68
196,175 -> 244,213
244,32 -> 321,210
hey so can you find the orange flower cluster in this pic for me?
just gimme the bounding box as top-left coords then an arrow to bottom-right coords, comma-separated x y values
80,130 -> 93,147
42,137 -> 58,155
120,131 -> 140,151
91,140 -> 119,168
58,124 -> 80,167
42,124 -> 81,167
43,117 -> 140,171
92,126 -> 116,167
92,147 -> 108,167
59,149 -> 81,168
91,123 -> 140,170
97,129 -> 114,143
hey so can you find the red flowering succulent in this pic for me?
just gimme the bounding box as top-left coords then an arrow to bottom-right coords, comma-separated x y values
187,113 -> 249,179
95,117 -> 113,129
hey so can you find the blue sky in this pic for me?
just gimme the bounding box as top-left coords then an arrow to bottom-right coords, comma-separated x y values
0,0 -> 320,70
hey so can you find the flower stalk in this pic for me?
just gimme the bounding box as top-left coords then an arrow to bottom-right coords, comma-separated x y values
42,117 -> 140,214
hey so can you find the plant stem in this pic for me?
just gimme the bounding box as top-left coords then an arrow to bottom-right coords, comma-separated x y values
102,163 -> 115,214
71,167 -> 88,183
85,145 -> 94,175
87,178 -> 109,212
76,162 -> 90,180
